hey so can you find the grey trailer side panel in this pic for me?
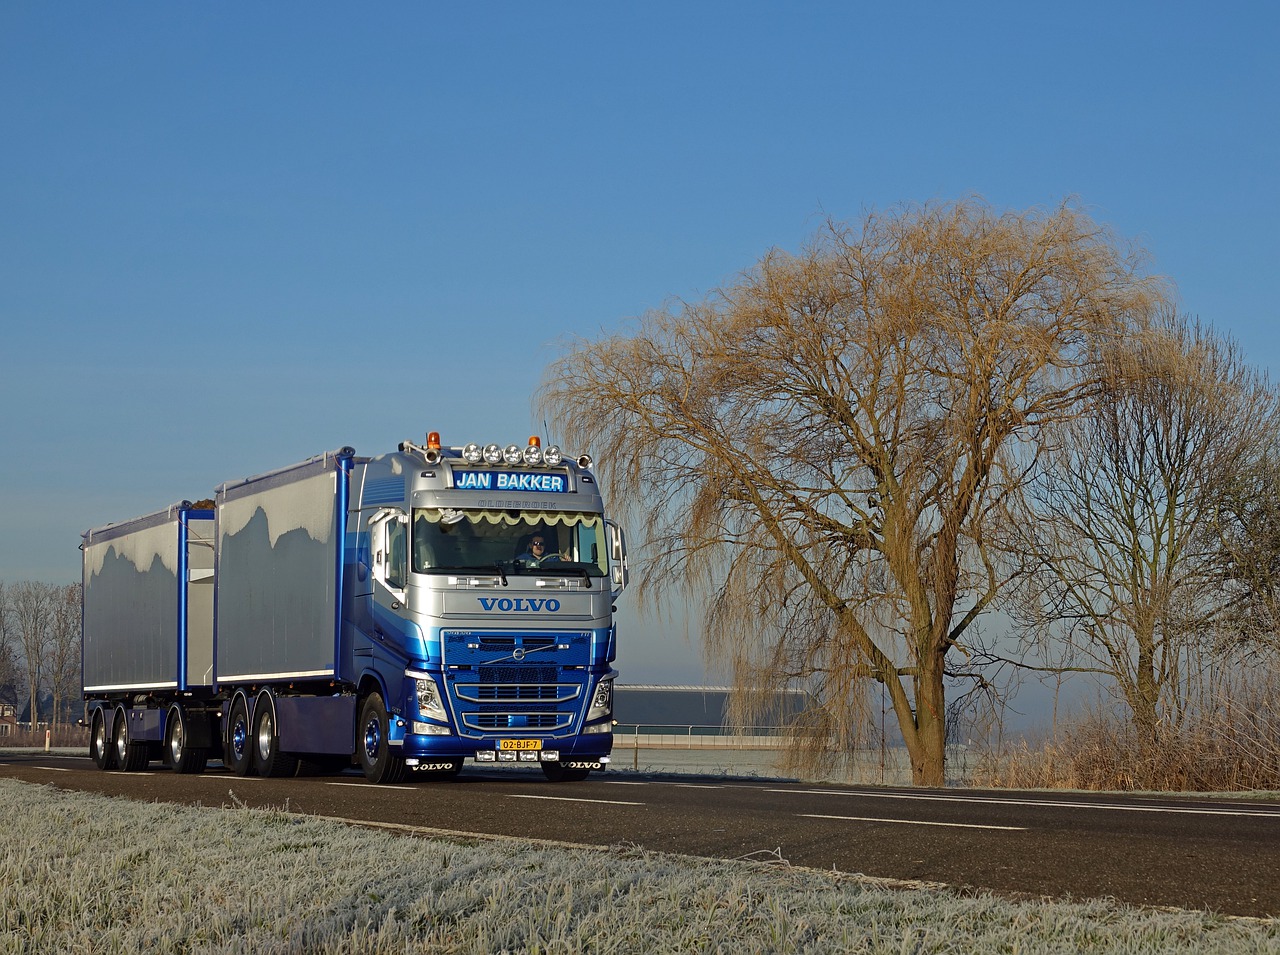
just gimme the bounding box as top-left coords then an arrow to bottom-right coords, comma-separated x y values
83,517 -> 182,691
185,518 -> 215,687
216,468 -> 341,681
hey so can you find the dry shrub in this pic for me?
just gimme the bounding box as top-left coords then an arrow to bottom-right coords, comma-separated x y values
973,673 -> 1280,792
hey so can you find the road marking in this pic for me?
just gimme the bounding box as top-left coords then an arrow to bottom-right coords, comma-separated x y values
801,813 -> 1026,831
770,789 -> 1280,819
35,767 -> 72,772
601,780 -> 648,786
507,794 -> 643,806
325,782 -> 417,791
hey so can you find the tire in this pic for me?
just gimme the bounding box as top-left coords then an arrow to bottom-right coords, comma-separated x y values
357,692 -> 406,784
113,707 -> 150,772
540,760 -> 592,782
90,708 -> 117,771
166,704 -> 208,775
224,695 -> 256,777
253,694 -> 299,779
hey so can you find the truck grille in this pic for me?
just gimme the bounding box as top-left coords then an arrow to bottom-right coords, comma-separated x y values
464,713 -> 572,731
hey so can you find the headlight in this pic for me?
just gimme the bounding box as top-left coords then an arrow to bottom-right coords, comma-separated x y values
414,675 -> 447,720
462,443 -> 483,464
483,444 -> 504,465
586,679 -> 613,722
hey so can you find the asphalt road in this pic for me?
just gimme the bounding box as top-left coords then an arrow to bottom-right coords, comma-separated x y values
3,751 -> 1278,918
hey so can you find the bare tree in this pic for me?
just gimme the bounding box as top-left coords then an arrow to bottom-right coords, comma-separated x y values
1015,314 -> 1278,749
1217,447 -> 1280,646
48,583 -> 82,730
10,581 -> 53,727
541,198 -> 1161,785
0,581 -> 22,706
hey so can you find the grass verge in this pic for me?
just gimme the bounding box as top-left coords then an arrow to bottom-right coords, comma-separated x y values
0,778 -> 1276,953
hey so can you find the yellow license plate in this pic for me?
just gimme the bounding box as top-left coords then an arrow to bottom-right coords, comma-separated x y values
499,739 -> 542,751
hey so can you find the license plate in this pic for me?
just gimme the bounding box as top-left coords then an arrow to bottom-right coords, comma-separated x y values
499,739 -> 542,751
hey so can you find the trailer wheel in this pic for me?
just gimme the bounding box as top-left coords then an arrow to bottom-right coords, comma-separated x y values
113,707 -> 150,772
253,695 -> 299,778
357,692 -> 406,784
166,705 -> 208,775
90,708 -> 117,771
225,696 -> 255,777
540,761 -> 591,782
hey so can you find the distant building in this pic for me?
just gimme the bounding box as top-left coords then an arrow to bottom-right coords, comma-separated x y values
614,684 -> 807,733
0,703 -> 16,738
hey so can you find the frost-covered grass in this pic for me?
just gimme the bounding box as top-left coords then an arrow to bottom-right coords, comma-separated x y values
0,779 -> 1276,954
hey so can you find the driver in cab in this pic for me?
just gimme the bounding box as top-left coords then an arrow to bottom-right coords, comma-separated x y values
518,535 -> 562,567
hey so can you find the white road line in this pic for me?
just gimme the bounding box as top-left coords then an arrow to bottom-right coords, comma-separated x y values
34,767 -> 72,773
507,794 -> 643,806
325,782 -> 417,791
601,780 -> 649,786
801,813 -> 1026,831
770,789 -> 1280,819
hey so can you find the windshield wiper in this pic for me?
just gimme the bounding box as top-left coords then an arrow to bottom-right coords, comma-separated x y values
434,565 -> 509,586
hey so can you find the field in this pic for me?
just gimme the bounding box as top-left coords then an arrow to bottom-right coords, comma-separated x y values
2,777 -> 1277,954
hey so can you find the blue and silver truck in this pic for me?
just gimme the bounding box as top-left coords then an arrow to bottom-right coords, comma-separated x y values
81,432 -> 627,783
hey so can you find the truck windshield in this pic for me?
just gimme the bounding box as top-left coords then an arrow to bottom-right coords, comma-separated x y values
412,508 -> 608,577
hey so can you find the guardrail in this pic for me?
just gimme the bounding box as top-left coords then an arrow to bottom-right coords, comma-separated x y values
611,724 -> 789,750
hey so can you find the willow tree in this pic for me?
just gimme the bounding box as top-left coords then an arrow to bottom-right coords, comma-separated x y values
541,199 -> 1161,785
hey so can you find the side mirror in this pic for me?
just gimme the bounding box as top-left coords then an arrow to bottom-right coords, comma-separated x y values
605,519 -> 629,596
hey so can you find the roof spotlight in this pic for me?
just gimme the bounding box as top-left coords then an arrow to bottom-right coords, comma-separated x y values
523,443 -> 544,465
544,445 -> 563,466
462,443 -> 483,464
482,444 -> 503,465
503,444 -> 523,465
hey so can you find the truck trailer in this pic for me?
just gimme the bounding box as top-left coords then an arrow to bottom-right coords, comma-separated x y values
81,432 -> 627,784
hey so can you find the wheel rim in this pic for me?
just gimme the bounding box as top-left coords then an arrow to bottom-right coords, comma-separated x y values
257,709 -> 274,761
169,717 -> 184,763
232,716 -> 248,761
115,719 -> 127,763
93,717 -> 106,759
363,718 -> 381,762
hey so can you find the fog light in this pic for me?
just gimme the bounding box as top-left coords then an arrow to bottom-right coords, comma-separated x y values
540,750 -> 561,761
498,751 -> 517,762
476,751 -> 496,762
518,750 -> 538,761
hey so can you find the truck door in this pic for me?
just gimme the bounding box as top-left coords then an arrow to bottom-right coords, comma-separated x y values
368,509 -> 410,643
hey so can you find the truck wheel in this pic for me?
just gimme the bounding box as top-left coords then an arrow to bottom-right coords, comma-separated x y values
540,761 -> 591,782
90,708 -> 117,771
225,696 -> 256,777
357,692 -> 406,784
113,707 -> 150,772
253,695 -> 299,778
166,705 -> 208,775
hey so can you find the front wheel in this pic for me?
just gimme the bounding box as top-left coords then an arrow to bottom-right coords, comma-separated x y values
357,692 -> 406,784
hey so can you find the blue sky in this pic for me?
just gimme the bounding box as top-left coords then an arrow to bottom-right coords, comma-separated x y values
2,4 -> 1277,684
